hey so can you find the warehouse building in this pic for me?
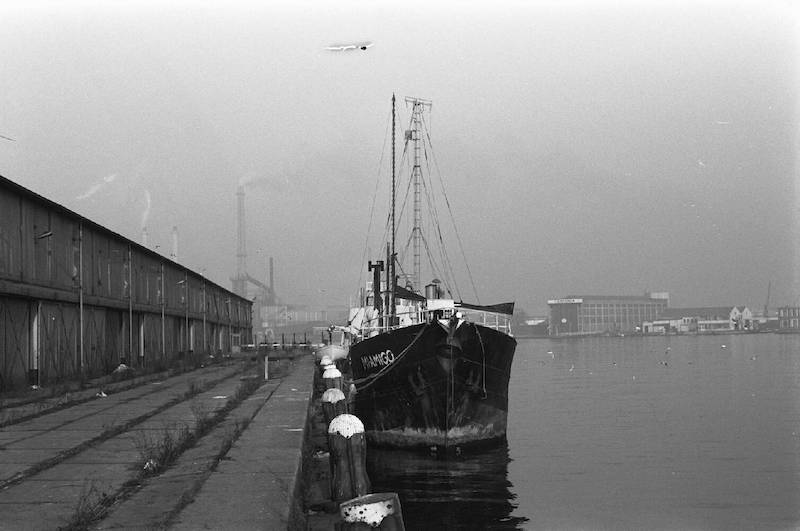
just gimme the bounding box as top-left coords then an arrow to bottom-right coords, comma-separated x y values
777,306 -> 800,332
547,292 -> 669,336
642,306 -> 753,334
0,175 -> 252,392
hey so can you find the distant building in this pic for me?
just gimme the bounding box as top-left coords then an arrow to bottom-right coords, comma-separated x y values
643,306 -> 753,334
777,306 -> 800,332
547,292 -> 669,336
514,317 -> 549,337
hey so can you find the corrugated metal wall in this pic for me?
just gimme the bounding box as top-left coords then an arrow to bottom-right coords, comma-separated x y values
0,176 -> 252,391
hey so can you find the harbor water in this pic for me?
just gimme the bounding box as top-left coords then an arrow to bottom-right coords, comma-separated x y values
367,334 -> 800,530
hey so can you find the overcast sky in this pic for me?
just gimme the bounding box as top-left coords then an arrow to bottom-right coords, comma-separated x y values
0,0 -> 798,314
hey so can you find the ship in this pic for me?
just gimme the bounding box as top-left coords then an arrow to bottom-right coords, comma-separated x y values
344,95 -> 517,450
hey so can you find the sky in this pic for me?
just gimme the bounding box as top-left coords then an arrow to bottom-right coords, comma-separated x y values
0,0 -> 798,315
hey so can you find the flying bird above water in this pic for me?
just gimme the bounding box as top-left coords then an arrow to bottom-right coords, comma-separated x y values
326,41 -> 373,51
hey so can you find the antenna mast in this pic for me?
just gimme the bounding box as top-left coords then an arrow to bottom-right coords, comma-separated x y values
405,96 -> 431,292
391,94 -> 397,321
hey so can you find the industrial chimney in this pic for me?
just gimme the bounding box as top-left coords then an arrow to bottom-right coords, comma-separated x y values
171,226 -> 178,261
269,256 -> 274,295
142,227 -> 148,246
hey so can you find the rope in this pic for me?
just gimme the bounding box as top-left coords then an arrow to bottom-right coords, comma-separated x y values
356,108 -> 392,296
421,113 -> 481,303
475,324 -> 487,399
350,323 -> 428,391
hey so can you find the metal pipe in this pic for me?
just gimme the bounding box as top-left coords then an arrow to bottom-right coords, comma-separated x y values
184,271 -> 189,353
161,262 -> 165,357
79,223 -> 84,373
202,277 -> 207,354
128,244 -> 133,363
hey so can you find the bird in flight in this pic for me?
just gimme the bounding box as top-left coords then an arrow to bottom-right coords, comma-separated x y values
326,41 -> 373,52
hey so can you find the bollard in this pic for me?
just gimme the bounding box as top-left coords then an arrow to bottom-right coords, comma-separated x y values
340,492 -> 405,531
328,414 -> 370,502
323,366 -> 343,391
321,388 -> 348,424
263,351 -> 269,380
314,356 -> 334,394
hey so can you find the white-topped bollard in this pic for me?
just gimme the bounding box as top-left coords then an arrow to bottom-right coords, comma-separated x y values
328,414 -> 370,502
323,366 -> 343,391
321,387 -> 348,424
340,492 -> 405,531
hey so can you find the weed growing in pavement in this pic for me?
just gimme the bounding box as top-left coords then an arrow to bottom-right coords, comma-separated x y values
190,400 -> 214,433
62,480 -> 108,530
217,416 -> 252,460
183,378 -> 206,400
0,410 -> 19,427
234,376 -> 263,402
133,424 -> 192,477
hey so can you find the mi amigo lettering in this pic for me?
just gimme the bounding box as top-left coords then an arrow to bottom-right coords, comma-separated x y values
361,350 -> 395,370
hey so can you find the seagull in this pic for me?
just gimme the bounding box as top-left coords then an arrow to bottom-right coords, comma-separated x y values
569,364 -> 574,372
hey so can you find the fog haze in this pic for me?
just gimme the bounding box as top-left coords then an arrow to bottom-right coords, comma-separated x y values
0,0 -> 797,314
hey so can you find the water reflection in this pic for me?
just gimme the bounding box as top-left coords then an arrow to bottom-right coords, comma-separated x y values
367,442 -> 528,530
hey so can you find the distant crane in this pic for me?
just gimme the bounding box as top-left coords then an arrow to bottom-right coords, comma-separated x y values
764,280 -> 771,319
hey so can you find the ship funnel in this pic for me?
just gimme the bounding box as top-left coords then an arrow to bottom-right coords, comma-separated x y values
425,278 -> 441,300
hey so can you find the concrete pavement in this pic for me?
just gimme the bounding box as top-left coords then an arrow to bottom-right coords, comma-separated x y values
170,353 -> 314,530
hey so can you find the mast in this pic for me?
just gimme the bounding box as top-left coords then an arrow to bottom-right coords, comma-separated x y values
405,96 -> 431,292
390,94 -> 397,321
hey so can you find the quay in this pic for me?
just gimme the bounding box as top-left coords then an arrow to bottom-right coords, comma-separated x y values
0,175 -> 396,529
0,348 -> 318,530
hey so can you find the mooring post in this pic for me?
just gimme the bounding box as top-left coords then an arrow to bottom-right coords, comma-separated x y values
328,414 -> 371,502
340,492 -> 405,531
321,387 -> 348,424
323,365 -> 343,391
263,350 -> 269,380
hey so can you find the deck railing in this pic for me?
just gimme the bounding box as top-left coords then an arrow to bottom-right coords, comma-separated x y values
358,307 -> 512,337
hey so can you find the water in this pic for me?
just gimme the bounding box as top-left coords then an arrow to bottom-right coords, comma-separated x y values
367,334 -> 800,530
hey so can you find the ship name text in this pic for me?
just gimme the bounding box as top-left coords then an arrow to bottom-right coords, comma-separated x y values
361,349 -> 396,370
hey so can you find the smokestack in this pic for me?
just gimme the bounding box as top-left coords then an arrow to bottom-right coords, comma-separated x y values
142,227 -> 148,246
269,256 -> 274,294
171,226 -> 178,261
236,185 -> 246,279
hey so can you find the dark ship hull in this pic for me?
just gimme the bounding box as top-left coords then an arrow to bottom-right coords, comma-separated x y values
349,320 -> 517,449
